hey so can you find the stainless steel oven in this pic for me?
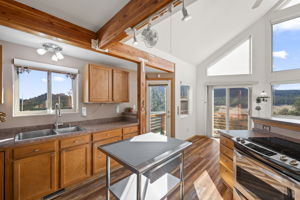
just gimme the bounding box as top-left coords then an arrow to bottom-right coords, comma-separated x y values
234,149 -> 300,200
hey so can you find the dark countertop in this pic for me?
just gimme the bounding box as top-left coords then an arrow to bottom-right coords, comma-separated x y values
218,130 -> 268,139
0,121 -> 138,149
252,117 -> 300,127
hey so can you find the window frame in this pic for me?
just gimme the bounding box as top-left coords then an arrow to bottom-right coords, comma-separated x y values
179,85 -> 191,118
270,81 -> 300,119
13,66 -> 78,117
206,36 -> 253,77
270,7 -> 300,73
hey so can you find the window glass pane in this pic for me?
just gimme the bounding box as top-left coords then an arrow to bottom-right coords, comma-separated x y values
281,0 -> 300,9
207,39 -> 251,76
229,88 -> 248,130
180,86 -> 190,115
213,88 -> 226,134
52,72 -> 73,110
273,17 -> 300,71
19,69 -> 47,111
150,86 -> 166,112
272,83 -> 300,116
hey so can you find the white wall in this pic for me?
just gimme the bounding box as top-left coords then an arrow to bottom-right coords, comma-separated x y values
196,4 -> 300,136
0,40 -> 137,129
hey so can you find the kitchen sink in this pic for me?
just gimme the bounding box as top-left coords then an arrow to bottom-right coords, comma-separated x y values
15,129 -> 57,141
54,126 -> 85,134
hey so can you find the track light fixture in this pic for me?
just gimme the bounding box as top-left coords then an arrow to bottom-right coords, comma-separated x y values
36,43 -> 64,61
132,28 -> 138,46
181,0 -> 192,21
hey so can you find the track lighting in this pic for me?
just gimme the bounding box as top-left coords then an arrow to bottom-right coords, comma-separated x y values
36,43 -> 64,61
181,0 -> 192,21
133,28 -> 138,46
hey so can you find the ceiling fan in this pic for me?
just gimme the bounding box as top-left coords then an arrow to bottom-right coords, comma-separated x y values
252,0 -> 263,9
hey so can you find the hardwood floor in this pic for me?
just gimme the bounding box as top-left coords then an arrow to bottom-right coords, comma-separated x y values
52,136 -> 232,200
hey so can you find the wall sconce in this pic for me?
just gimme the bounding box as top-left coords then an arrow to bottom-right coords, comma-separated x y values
255,91 -> 270,111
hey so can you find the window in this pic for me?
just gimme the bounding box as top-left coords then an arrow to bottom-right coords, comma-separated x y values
280,0 -> 300,9
14,67 -> 77,116
180,85 -> 190,116
272,83 -> 300,117
272,17 -> 300,71
207,38 -> 251,76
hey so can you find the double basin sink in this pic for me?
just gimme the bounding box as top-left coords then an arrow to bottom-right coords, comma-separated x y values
15,126 -> 85,141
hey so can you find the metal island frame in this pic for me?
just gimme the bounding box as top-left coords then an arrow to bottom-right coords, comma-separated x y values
98,133 -> 192,200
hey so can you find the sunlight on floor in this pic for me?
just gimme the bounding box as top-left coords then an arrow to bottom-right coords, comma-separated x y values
193,170 -> 223,200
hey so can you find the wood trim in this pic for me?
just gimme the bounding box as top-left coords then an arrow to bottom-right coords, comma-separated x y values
146,76 -> 175,137
253,119 -> 300,132
0,152 -> 3,200
0,1 -> 175,73
97,0 -> 175,48
0,45 -> 2,104
138,62 -> 146,134
107,42 -> 175,72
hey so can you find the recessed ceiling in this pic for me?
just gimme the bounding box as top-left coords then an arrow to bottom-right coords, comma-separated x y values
16,0 -> 130,32
0,25 -> 165,73
127,0 -> 281,66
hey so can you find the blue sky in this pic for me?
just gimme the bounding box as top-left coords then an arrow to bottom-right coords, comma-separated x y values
20,71 -> 72,99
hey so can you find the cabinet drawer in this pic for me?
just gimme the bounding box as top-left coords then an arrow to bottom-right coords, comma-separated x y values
220,163 -> 234,189
220,144 -> 233,160
14,141 -> 56,160
220,153 -> 233,172
123,126 -> 138,135
123,132 -> 138,140
220,136 -> 234,150
60,135 -> 90,149
93,129 -> 122,142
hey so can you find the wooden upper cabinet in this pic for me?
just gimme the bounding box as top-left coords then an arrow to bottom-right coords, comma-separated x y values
13,152 -> 58,200
113,69 -> 129,102
83,64 -> 112,103
83,64 -> 129,103
0,152 -> 3,200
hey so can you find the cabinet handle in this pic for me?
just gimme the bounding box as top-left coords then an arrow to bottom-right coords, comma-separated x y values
73,140 -> 79,144
33,149 -> 40,152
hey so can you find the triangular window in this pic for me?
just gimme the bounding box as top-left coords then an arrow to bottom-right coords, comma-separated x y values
207,38 -> 251,76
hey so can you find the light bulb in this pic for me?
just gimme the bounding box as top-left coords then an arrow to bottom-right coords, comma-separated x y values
37,48 -> 47,55
55,52 -> 64,60
133,36 -> 138,46
52,54 -> 58,62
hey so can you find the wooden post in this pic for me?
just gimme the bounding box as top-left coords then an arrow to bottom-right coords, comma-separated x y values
0,45 -> 2,104
138,60 -> 146,134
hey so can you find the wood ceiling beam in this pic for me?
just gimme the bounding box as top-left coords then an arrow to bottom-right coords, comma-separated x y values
0,1 -> 175,72
97,0 -> 175,49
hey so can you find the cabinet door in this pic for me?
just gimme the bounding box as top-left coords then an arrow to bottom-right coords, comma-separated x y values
13,152 -> 58,200
60,144 -> 91,187
0,152 -> 4,200
89,65 -> 112,102
93,137 -> 121,175
113,69 -> 129,102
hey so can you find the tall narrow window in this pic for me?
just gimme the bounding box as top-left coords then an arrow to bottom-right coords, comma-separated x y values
273,17 -> 300,71
180,85 -> 190,116
207,38 -> 251,76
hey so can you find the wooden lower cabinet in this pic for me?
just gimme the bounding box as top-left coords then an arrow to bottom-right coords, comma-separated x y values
60,144 -> 91,187
13,152 -> 58,200
0,152 -> 4,200
219,135 -> 234,190
93,137 -> 121,175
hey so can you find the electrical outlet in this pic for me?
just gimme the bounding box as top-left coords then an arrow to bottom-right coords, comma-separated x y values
82,107 -> 87,117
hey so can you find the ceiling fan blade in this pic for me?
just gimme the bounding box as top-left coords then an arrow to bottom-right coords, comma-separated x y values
252,0 -> 263,9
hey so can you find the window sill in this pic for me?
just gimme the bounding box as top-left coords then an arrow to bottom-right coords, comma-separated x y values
180,114 -> 190,119
13,110 -> 79,117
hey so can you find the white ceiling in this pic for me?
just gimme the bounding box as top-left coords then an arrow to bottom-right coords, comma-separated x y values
16,0 -> 130,32
127,0 -> 281,66
0,25 -> 164,73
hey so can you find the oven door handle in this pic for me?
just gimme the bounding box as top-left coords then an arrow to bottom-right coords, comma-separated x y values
234,149 -> 300,189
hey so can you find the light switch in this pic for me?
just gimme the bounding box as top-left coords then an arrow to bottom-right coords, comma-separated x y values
82,107 -> 87,117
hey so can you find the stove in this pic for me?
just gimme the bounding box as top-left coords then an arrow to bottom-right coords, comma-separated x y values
233,137 -> 300,182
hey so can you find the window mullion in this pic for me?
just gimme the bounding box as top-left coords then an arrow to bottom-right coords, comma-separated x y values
48,72 -> 52,113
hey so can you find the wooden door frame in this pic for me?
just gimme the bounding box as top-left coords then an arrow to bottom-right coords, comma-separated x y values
146,77 -> 175,138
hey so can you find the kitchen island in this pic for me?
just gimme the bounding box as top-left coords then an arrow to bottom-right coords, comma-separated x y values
99,133 -> 192,200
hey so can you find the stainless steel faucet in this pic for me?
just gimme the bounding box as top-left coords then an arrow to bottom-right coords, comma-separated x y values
54,97 -> 63,130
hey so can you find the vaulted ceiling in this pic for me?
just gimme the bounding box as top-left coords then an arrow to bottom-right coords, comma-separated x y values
16,0 -> 281,66
16,0 -> 130,32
